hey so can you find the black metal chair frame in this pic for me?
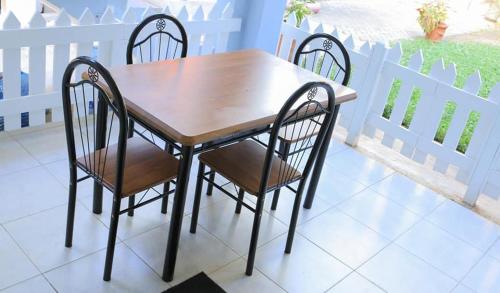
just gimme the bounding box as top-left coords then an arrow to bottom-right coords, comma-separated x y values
189,82 -> 336,276
62,57 -> 175,281
267,32 -> 351,211
125,13 -> 188,217
126,14 -> 188,65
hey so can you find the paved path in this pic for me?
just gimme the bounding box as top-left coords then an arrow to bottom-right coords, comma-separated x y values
309,0 -> 495,41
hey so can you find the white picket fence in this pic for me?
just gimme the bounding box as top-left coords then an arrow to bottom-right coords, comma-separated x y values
277,14 -> 500,205
0,2 -> 240,130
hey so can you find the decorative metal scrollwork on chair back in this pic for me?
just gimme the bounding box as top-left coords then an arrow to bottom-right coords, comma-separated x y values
260,82 -> 336,194
126,14 -> 188,64
293,33 -> 351,86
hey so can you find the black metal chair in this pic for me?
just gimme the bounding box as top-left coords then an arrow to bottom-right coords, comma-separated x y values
125,13 -> 188,216
62,56 -> 179,281
269,33 -> 351,210
126,14 -> 188,64
190,81 -> 336,275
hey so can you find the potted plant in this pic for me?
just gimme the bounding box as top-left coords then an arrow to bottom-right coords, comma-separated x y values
417,1 -> 448,41
285,0 -> 319,26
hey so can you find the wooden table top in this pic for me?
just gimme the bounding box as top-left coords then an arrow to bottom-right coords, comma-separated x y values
109,49 -> 357,146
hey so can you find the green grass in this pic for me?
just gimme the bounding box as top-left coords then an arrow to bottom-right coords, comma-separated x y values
383,39 -> 500,153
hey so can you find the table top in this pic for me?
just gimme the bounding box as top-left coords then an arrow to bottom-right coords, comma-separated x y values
109,49 -> 357,146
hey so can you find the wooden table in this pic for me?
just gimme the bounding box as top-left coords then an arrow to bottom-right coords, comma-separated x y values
108,49 -> 357,281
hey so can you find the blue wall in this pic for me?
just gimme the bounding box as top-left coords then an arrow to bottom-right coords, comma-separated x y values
229,0 -> 286,53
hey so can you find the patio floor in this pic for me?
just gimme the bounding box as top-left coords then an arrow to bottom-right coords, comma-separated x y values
0,124 -> 499,292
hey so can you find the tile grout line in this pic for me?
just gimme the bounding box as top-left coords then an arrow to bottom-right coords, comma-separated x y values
335,196 -> 447,290
0,225 -> 44,287
422,207 -> 500,252
120,241 -> 171,288
209,256 -> 289,293
450,234 -> 500,292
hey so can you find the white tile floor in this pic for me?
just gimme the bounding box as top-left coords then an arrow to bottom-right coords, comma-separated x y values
0,125 -> 499,293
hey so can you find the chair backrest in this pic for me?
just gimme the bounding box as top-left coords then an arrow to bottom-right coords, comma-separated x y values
294,33 -> 351,86
126,14 -> 188,64
61,56 -> 128,194
259,81 -> 336,194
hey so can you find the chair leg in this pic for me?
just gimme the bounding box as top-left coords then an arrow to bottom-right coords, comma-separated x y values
246,195 -> 265,276
206,170 -> 215,196
271,141 -> 291,211
190,161 -> 206,234
285,180 -> 306,254
65,178 -> 77,247
127,119 -> 135,217
127,196 -> 135,217
103,195 -> 121,281
161,143 -> 174,214
235,188 -> 245,214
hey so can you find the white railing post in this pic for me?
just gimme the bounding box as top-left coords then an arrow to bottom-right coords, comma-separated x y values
27,12 -> 47,127
1,11 -> 21,130
345,42 -> 389,146
464,83 -> 500,206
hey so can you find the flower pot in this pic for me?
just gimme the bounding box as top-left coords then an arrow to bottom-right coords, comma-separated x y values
306,3 -> 321,14
426,22 -> 448,41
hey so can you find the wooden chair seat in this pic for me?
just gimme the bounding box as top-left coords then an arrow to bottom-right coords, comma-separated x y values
278,116 -> 325,143
199,140 -> 301,195
77,137 -> 179,197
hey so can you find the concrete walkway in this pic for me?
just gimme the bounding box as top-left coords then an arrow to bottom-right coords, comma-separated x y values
310,0 -> 495,41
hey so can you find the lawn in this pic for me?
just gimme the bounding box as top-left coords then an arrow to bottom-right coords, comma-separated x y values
383,38 -> 500,153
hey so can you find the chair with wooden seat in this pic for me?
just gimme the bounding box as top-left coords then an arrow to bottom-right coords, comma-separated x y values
62,57 -> 179,281
189,81 -> 336,276
268,32 -> 351,211
125,13 -> 188,215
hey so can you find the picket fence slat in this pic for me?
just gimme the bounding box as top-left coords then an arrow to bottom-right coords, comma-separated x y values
27,12 -> 47,127
276,17 -> 500,205
0,4 -> 242,131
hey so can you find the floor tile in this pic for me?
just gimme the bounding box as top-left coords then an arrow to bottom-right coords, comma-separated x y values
488,238 -> 500,261
396,220 -> 483,280
45,244 -> 167,292
78,190 -> 171,241
427,200 -> 500,251
181,162 -> 230,217
0,135 -> 39,176
330,138 -> 350,154
326,148 -> 394,186
370,173 -> 445,216
209,258 -> 285,293
4,203 -> 110,272
0,228 -> 39,290
358,243 -> 457,293
338,189 -> 421,240
452,284 -> 475,293
196,199 -> 288,255
326,272 -> 384,293
0,275 -> 54,293
0,166 -> 67,224
255,234 -> 351,293
12,125 -> 69,164
125,217 -> 239,285
462,255 -> 500,293
308,162 -> 368,206
264,188 -> 333,226
298,208 -> 389,268
43,159 -> 97,198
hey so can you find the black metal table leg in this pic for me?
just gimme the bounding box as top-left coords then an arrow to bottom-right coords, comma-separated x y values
92,97 -> 108,214
162,145 -> 194,282
303,105 -> 340,209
